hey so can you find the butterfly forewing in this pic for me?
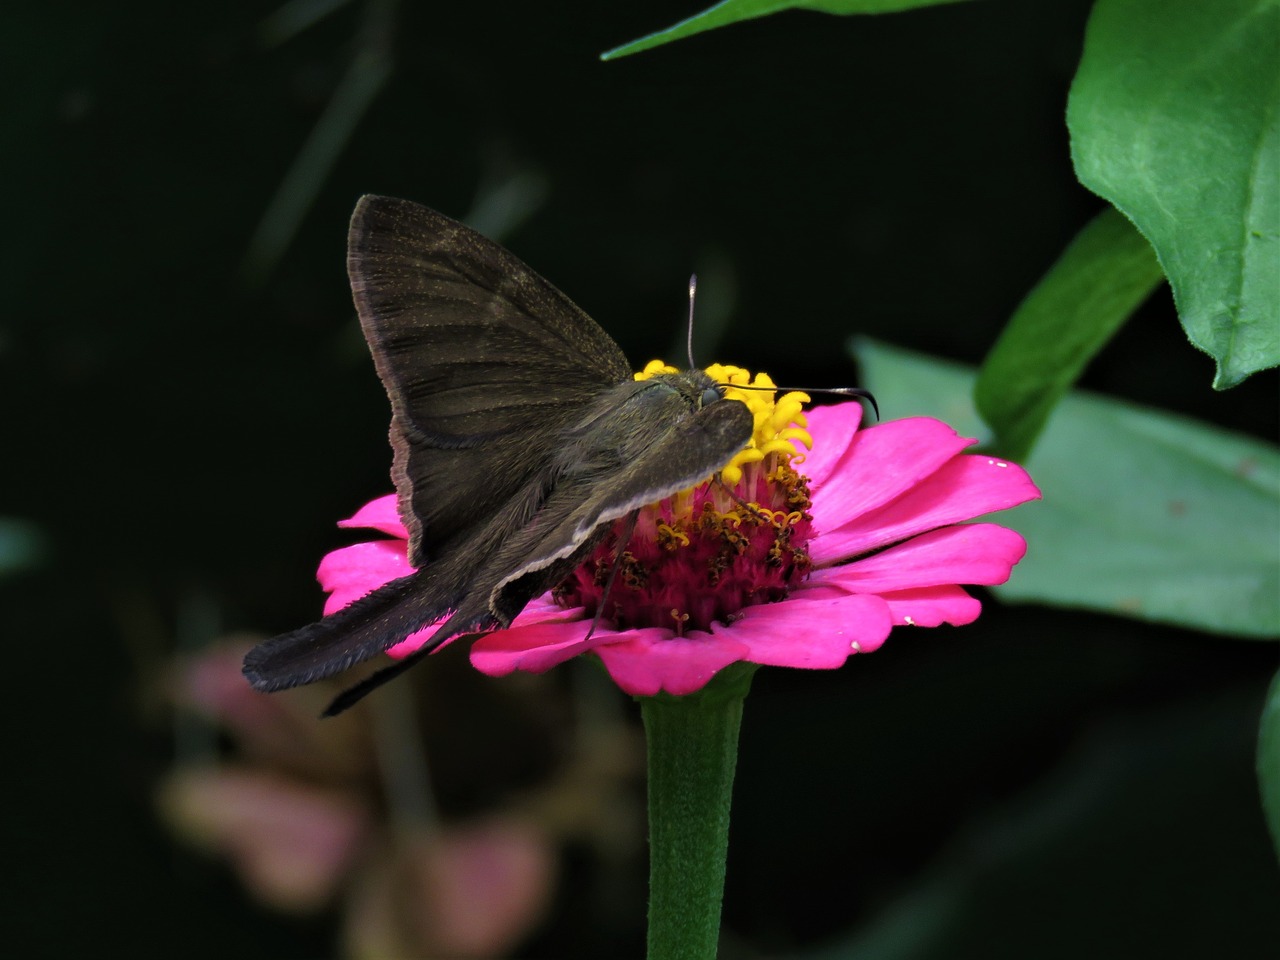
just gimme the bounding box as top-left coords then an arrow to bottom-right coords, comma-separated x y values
348,196 -> 633,565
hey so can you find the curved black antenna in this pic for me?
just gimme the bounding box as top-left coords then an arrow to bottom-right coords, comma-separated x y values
686,274 -> 698,369
724,382 -> 880,421
681,273 -> 878,420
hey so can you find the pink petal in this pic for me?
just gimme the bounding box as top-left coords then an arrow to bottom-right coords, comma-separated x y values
385,593 -> 573,661
318,540 -> 413,613
711,592 -> 894,667
794,402 -> 865,486
318,536 -> 449,659
815,523 -> 1028,594
812,454 -> 1039,564
470,616 -> 634,676
878,585 -> 982,627
338,494 -> 408,538
808,418 -> 977,538
385,623 -> 449,658
510,593 -> 573,626
594,631 -> 752,696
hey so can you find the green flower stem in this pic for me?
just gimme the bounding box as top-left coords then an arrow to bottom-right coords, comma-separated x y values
642,663 -> 757,960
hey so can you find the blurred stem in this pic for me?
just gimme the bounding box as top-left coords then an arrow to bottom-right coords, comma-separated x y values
258,0 -> 355,48
370,678 -> 437,833
240,0 -> 395,286
642,663 -> 756,960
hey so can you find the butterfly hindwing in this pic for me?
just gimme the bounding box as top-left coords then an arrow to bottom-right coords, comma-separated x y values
348,196 -> 634,566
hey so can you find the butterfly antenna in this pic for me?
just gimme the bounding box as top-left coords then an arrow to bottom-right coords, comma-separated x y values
686,274 -> 699,369
725,382 -> 880,421
683,273 -> 877,419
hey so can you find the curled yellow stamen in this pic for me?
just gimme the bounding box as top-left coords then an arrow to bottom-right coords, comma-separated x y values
655,522 -> 690,550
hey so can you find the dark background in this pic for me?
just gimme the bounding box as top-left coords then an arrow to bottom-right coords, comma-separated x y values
4,0 -> 1277,956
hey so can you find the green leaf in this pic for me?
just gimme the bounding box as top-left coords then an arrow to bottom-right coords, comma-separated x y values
1067,0 -> 1280,389
974,207 -> 1164,462
853,338 -> 1280,637
1260,667 -> 1280,861
0,518 -> 49,577
601,0 -> 975,61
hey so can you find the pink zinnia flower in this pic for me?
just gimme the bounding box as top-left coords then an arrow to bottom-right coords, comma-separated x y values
317,364 -> 1040,697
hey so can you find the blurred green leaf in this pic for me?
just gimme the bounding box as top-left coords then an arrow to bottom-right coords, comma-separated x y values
1067,0 -> 1280,389
240,0 -> 394,285
975,207 -> 1164,462
0,518 -> 49,577
1260,667 -> 1280,861
853,340 -> 988,437
601,0 -> 974,60
854,339 -> 1280,637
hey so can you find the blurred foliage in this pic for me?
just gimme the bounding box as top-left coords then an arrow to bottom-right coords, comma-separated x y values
860,340 -> 1280,638
3,0 -> 1277,957
974,207 -> 1165,463
0,518 -> 50,577
602,0 -> 979,60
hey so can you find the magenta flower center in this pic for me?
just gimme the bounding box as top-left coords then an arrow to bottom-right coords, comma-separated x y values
554,459 -> 815,636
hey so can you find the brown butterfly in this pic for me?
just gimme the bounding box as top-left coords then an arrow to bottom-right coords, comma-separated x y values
243,196 -> 754,714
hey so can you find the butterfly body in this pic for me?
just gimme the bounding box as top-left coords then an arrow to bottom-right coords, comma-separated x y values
243,197 -> 753,712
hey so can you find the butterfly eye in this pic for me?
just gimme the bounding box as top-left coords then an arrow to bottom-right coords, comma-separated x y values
701,386 -> 722,408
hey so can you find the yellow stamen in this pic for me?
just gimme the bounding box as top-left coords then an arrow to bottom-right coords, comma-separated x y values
655,522 -> 690,550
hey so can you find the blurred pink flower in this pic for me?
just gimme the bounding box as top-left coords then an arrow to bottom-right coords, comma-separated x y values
160,642 -> 565,958
317,402 -> 1040,696
159,765 -> 370,911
